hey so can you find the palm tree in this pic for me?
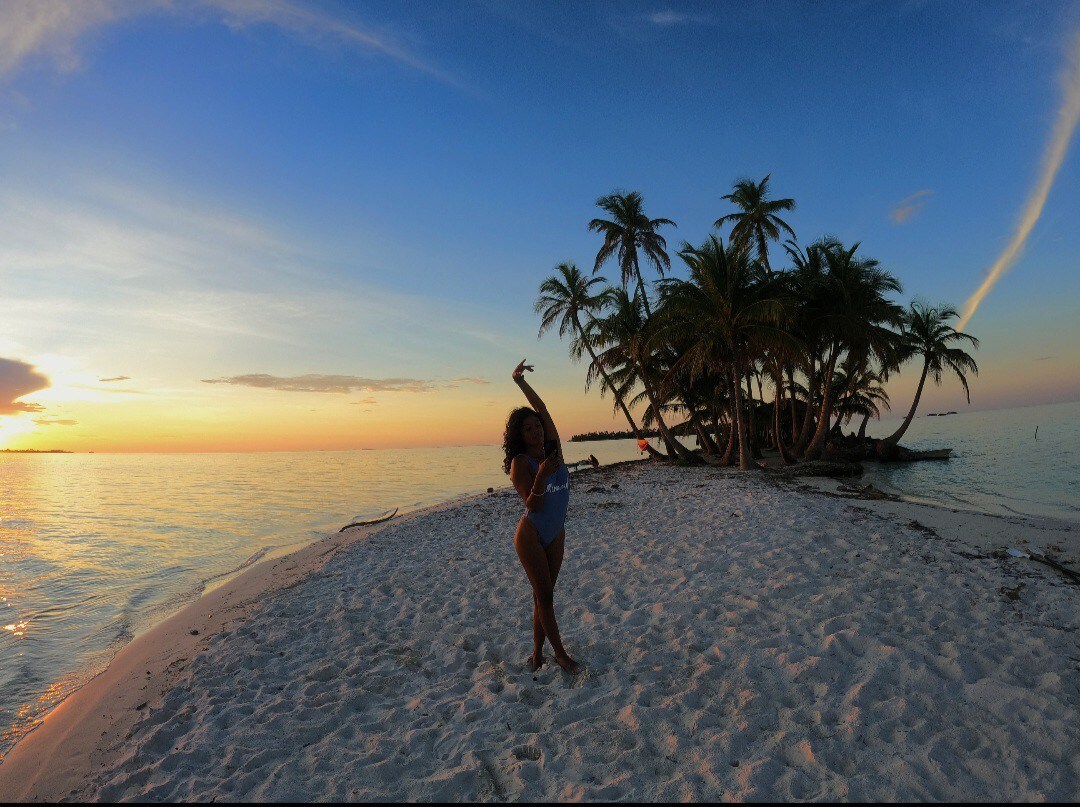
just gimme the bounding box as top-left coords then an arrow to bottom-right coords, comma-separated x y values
802,241 -> 905,460
830,364 -> 891,440
589,191 -> 676,319
536,263 -> 664,457
591,287 -> 698,463
783,238 -> 832,454
655,235 -> 786,469
881,302 -> 979,448
715,174 -> 796,273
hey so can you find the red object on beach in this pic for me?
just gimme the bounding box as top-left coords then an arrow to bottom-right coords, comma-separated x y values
637,438 -> 649,452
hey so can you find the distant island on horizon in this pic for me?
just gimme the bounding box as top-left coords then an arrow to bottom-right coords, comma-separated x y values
1,449 -> 74,454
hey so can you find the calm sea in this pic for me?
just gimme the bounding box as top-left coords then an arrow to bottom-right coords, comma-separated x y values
0,401 -> 1076,756
858,400 -> 1078,522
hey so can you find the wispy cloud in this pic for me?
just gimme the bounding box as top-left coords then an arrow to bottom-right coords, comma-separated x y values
0,0 -> 140,78
202,374 -> 434,394
448,377 -> 489,385
98,375 -> 131,382
645,9 -> 713,26
959,33 -> 1080,330
72,384 -> 147,394
890,189 -> 933,223
0,357 -> 49,415
0,0 -> 467,90
33,416 -> 78,426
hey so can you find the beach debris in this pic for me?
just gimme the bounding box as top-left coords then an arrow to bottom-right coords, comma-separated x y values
1001,547 -> 1080,585
340,507 -> 399,532
135,701 -> 148,711
1000,583 -> 1025,602
189,629 -> 199,636
487,487 -> 494,493
836,483 -> 899,501
907,519 -> 939,538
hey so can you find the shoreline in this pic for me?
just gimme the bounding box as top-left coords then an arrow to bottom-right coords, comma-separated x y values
0,491 -> 497,802
1,461 -> 1076,800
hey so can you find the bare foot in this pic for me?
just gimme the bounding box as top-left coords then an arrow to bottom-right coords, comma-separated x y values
554,653 -> 581,674
528,652 -> 545,672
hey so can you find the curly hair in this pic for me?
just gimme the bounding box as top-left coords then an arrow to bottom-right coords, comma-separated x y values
502,406 -> 542,474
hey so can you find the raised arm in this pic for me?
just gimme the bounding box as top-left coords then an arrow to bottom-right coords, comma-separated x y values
511,359 -> 560,445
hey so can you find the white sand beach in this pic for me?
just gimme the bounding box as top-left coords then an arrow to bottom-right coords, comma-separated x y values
1,461 -> 1077,801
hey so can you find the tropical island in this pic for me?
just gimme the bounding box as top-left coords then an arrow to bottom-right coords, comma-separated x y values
541,177 -> 979,471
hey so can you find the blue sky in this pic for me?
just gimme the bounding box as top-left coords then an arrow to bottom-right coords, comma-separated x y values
0,0 -> 1077,450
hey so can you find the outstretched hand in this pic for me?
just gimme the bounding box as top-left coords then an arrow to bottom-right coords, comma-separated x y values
512,359 -> 534,380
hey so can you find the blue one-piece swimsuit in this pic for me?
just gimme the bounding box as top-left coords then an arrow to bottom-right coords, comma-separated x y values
522,454 -> 570,547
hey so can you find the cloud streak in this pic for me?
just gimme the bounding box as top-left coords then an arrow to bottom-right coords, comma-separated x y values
0,0 -> 467,91
0,357 -> 49,415
0,0 -> 141,78
645,9 -> 713,26
890,189 -> 933,223
959,33 -> 1080,331
202,374 -> 434,394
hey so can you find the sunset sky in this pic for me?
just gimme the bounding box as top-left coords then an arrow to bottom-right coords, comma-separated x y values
1,0 -> 1078,452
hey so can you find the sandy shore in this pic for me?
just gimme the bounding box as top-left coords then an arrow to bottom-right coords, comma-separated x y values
1,461 -> 1077,801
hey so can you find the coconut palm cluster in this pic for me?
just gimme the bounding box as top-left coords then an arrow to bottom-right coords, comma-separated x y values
536,177 -> 980,468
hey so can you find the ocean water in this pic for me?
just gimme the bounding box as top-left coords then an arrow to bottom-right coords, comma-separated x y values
0,401 -> 1076,757
857,400 -> 1078,522
0,438 -> 648,756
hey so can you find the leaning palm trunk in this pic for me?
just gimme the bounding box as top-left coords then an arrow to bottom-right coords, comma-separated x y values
786,367 -> 800,436
689,408 -> 720,454
719,415 -> 737,465
803,351 -> 839,461
794,358 -> 817,454
857,412 -> 871,441
731,363 -> 753,470
772,372 -> 796,464
632,254 -> 653,320
577,321 -> 667,460
884,361 -> 929,446
745,373 -> 762,459
637,360 -> 696,463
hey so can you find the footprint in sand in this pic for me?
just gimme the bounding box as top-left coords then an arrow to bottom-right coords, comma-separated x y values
512,744 -> 542,761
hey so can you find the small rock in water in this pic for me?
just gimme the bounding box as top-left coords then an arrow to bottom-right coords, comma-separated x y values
487,487 -> 494,493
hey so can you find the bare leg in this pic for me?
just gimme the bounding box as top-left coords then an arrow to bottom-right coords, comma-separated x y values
530,595 -> 544,670
515,520 -> 579,673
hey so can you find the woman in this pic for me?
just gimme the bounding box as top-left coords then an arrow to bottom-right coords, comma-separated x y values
504,359 -> 581,674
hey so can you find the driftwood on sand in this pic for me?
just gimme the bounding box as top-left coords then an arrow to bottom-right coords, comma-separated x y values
339,508 -> 399,532
766,460 -> 864,479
